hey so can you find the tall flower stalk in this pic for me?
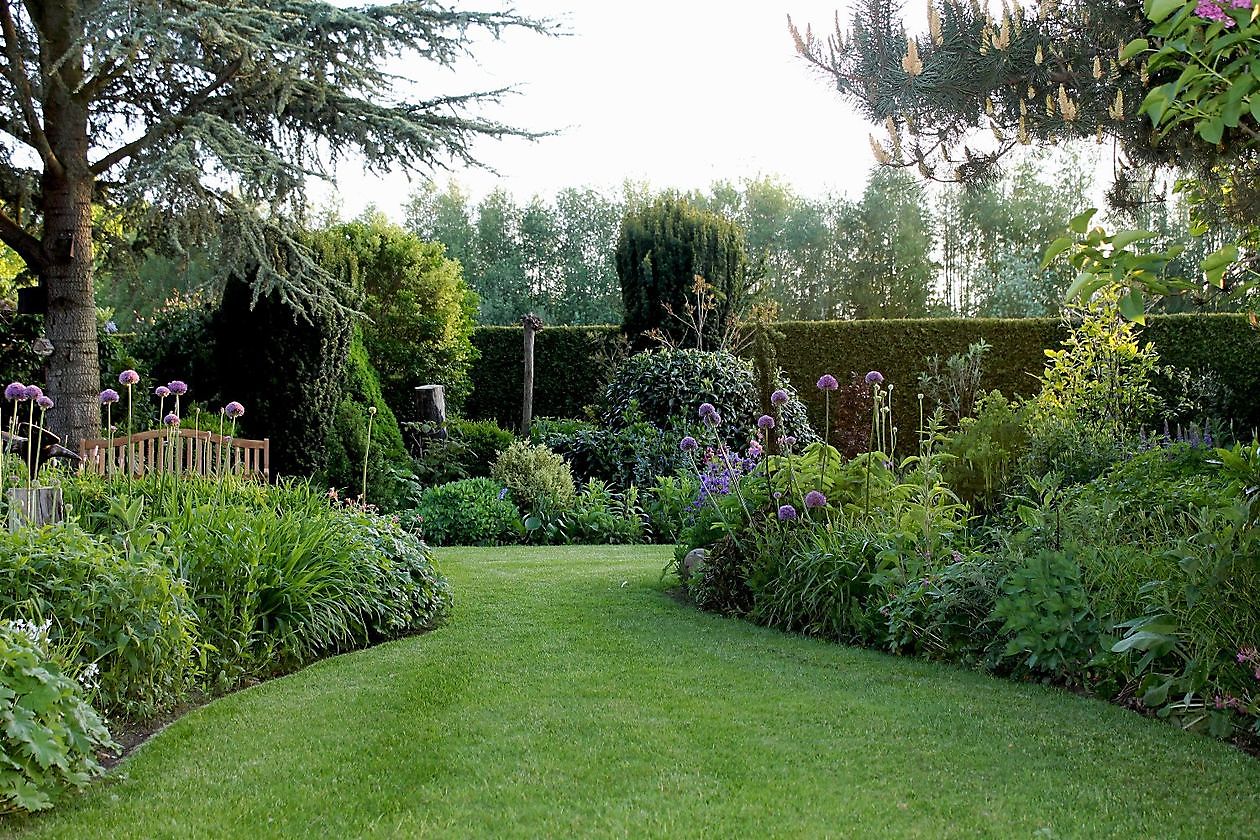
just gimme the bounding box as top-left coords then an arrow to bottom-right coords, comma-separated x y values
817,375 -> 838,495
99,389 -> 119,477
4,383 -> 24,493
119,370 -> 140,492
23,385 -> 41,501
864,371 -> 885,518
362,405 -> 377,501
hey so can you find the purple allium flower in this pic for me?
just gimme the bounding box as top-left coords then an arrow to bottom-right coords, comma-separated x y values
224,401 -> 245,419
163,412 -> 179,427
804,490 -> 827,509
817,374 -> 839,391
703,410 -> 721,427
119,369 -> 140,386
757,414 -> 775,430
35,395 -> 53,411
22,385 -> 41,401
770,389 -> 789,406
1195,0 -> 1250,26
865,370 -> 884,384
4,382 -> 25,401
698,402 -> 717,419
154,385 -> 171,398
99,389 -> 120,404
781,435 -> 797,449
679,435 -> 699,452
167,380 -> 188,396
777,504 -> 798,521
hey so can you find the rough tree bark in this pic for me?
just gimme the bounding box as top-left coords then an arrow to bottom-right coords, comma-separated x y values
520,313 -> 542,436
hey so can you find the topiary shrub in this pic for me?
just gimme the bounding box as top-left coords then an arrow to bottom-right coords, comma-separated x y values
409,478 -> 521,546
616,193 -> 751,348
449,417 -> 516,477
1,620 -> 117,816
491,440 -> 576,513
320,332 -> 413,510
597,348 -> 815,446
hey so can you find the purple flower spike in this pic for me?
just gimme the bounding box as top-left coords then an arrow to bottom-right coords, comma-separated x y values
163,412 -> 180,427
777,504 -> 798,521
23,385 -> 42,401
119,369 -> 140,386
817,374 -> 839,391
747,441 -> 763,459
167,380 -> 188,396
154,385 -> 171,398
770,389 -> 789,406
698,403 -> 718,419
99,389 -> 120,404
36,395 -> 53,411
865,370 -> 884,384
757,414 -> 775,430
804,490 -> 827,509
679,436 -> 698,452
224,401 -> 245,419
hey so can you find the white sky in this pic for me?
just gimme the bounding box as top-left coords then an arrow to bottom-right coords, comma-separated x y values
313,1 -> 927,219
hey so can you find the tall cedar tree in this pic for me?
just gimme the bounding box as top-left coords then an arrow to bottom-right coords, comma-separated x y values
0,1 -> 550,444
787,0 -> 1257,216
616,194 -> 751,349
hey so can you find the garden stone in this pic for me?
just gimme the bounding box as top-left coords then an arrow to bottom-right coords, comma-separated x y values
683,548 -> 707,579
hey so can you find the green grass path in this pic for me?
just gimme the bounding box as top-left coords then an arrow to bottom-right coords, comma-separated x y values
10,545 -> 1260,839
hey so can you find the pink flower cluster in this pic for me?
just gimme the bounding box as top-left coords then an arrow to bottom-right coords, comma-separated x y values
1238,646 -> 1260,681
1194,0 -> 1253,26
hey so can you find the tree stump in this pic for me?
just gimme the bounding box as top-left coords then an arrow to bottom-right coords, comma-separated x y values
414,385 -> 448,440
7,486 -> 65,530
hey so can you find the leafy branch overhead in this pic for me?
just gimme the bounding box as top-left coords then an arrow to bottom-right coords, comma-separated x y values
0,0 -> 557,310
787,0 -> 1253,191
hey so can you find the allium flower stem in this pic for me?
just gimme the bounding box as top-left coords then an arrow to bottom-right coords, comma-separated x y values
25,396 -> 35,495
125,383 -> 134,493
362,405 -> 377,501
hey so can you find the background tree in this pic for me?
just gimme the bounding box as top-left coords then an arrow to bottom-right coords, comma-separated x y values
615,194 -> 752,348
0,0 -> 549,443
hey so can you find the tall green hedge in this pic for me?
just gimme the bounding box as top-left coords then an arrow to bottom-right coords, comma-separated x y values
464,325 -> 622,427
465,315 -> 1260,437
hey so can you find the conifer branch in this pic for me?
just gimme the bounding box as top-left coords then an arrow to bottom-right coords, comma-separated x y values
0,0 -> 60,178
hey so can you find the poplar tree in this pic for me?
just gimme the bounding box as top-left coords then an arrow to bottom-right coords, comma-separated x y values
0,0 -> 549,443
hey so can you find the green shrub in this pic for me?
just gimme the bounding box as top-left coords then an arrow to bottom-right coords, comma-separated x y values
313,219 -> 479,417
491,440 -> 576,513
616,193 -> 751,348
644,473 -> 700,544
410,478 -> 521,546
1,620 -> 116,816
525,479 -> 647,545
941,391 -> 1029,510
994,548 -> 1100,677
0,522 -> 199,718
598,348 -> 815,447
320,333 -> 414,510
63,473 -> 451,691
449,417 -> 517,477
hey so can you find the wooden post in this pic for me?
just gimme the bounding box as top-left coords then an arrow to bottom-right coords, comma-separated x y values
521,313 -> 542,436
7,487 -> 65,530
414,385 -> 448,439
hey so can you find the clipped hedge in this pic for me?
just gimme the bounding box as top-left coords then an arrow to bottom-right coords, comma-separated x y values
466,315 -> 1260,437
464,325 -> 621,427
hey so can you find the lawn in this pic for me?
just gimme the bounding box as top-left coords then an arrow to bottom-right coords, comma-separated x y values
11,545 -> 1260,839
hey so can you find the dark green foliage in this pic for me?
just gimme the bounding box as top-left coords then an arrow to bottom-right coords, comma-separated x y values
616,194 -> 751,347
448,417 -> 517,477
0,522 -> 199,718
465,314 -> 1260,441
464,325 -> 623,425
312,218 -> 479,418
214,274 -> 352,478
320,334 -> 412,510
941,391 -> 1029,510
597,349 -> 815,446
525,479 -> 648,545
409,477 -> 521,547
994,549 -> 1101,677
644,474 -> 700,545
129,293 -> 217,394
0,309 -> 43,386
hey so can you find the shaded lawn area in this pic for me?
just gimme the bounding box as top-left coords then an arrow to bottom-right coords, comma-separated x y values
11,545 -> 1260,838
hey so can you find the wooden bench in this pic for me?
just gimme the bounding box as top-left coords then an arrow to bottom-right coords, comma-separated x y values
79,429 -> 270,480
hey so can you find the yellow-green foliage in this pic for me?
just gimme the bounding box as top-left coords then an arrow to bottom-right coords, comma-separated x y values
491,440 -> 575,513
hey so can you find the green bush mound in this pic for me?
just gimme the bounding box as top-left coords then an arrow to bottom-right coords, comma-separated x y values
491,440 -> 576,514
448,418 -> 516,478
409,478 -> 521,546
